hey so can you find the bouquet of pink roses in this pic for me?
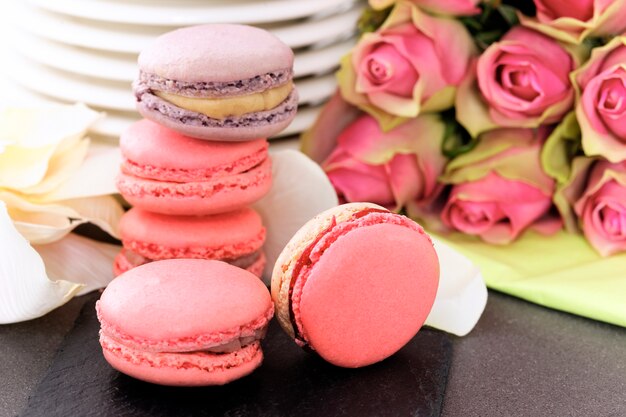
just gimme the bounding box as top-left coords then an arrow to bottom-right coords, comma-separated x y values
302,0 -> 626,257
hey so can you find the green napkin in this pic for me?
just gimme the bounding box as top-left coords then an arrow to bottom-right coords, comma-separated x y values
432,230 -> 626,328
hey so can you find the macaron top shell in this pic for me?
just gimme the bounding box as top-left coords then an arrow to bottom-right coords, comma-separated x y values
98,259 -> 273,351
138,24 -> 293,83
120,119 -> 268,181
119,207 -> 265,257
272,203 -> 439,368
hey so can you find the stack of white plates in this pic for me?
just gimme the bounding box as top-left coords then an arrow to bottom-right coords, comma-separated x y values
3,0 -> 363,140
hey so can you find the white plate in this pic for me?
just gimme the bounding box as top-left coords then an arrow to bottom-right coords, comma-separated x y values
6,50 -> 337,112
13,27 -> 353,82
294,39 -> 354,77
274,105 -> 322,139
13,2 -> 360,53
27,0 -> 357,26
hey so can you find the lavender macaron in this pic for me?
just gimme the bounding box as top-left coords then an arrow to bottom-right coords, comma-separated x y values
133,24 -> 298,141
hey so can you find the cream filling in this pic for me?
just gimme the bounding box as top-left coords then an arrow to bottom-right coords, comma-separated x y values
155,82 -> 293,119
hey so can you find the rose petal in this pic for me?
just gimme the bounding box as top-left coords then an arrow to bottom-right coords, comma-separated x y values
300,90 -> 362,164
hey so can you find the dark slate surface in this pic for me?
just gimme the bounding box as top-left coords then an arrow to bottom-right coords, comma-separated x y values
440,291 -> 626,417
4,291 -> 626,417
19,295 -> 451,417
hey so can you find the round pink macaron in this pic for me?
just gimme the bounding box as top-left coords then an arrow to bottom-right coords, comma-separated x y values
114,207 -> 266,277
97,259 -> 274,386
116,119 -> 272,215
134,24 -> 297,141
271,203 -> 439,368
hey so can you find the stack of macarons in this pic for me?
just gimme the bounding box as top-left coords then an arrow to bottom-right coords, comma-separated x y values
114,24 -> 298,277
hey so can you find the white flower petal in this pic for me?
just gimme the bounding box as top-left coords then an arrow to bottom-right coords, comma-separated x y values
253,150 -> 338,284
0,202 -> 81,324
2,191 -> 123,244
0,103 -> 100,148
35,233 -> 119,296
0,103 -> 101,191
19,136 -> 89,195
42,141 -> 122,201
424,237 -> 488,336
61,195 -> 124,239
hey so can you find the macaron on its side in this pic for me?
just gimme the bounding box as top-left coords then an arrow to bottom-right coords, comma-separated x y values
97,259 -> 274,386
133,24 -> 297,140
271,203 -> 440,368
115,208 -> 266,276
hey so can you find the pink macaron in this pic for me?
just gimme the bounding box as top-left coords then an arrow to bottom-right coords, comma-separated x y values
116,119 -> 272,215
97,259 -> 274,386
133,24 -> 297,141
114,207 -> 266,277
271,203 -> 439,368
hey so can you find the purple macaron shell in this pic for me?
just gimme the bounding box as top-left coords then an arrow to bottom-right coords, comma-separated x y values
136,89 -> 298,141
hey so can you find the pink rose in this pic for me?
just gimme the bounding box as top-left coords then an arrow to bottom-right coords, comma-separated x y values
456,27 -> 575,137
322,113 -> 448,216
301,91 -> 362,164
559,158 -> 626,256
521,0 -> 626,44
369,0 -> 481,16
338,2 -> 475,131
573,37 -> 626,163
441,127 -> 562,244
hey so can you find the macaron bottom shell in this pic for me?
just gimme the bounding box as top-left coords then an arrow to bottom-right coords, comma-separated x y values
113,249 -> 266,278
101,335 -> 263,386
116,157 -> 272,216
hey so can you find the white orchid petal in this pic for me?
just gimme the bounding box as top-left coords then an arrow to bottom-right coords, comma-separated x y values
0,103 -> 100,148
0,202 -> 81,324
0,103 -> 101,191
19,136 -> 90,195
253,150 -> 338,284
1,191 -> 123,244
14,220 -> 82,245
35,233 -> 119,296
42,141 -> 122,201
0,143 -> 58,189
424,237 -> 488,336
60,195 -> 124,239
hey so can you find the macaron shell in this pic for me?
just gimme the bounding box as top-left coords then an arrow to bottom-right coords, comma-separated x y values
136,91 -> 297,141
98,260 -> 273,347
298,223 -> 439,368
119,208 -> 265,260
102,338 -> 263,386
116,157 -> 272,215
112,249 -> 266,278
138,24 -> 293,83
271,202 -> 388,338
120,119 -> 269,181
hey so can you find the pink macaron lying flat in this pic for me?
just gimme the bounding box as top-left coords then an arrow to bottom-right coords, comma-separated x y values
114,207 -> 266,277
116,119 -> 272,215
134,24 -> 297,141
97,259 -> 274,386
271,203 -> 440,368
